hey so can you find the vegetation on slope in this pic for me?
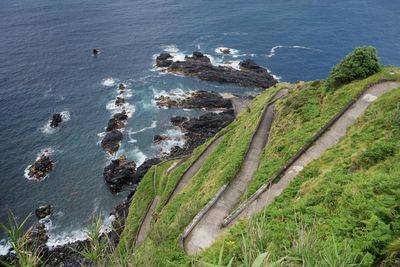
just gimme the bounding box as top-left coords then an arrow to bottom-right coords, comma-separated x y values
326,46 -> 381,89
117,86 -> 282,265
200,85 -> 400,267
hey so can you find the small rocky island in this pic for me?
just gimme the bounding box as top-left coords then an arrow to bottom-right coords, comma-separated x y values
50,113 -> 63,128
156,51 -> 277,88
26,151 -> 54,181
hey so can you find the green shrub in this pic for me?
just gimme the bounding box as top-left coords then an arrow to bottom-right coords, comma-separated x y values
326,46 -> 381,89
356,142 -> 396,169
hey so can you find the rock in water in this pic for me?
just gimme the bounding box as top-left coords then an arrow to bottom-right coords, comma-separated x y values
135,158 -> 162,181
103,155 -> 136,193
92,48 -> 99,55
155,90 -> 232,110
220,48 -> 231,54
156,52 -> 173,67
156,51 -> 277,88
101,130 -> 123,154
50,113 -> 63,128
35,204 -> 52,219
28,153 -> 54,180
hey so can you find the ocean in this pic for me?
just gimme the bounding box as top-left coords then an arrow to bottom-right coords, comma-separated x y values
1,0 -> 399,252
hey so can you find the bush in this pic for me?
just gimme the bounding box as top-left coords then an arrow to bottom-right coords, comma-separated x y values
356,142 -> 396,169
326,46 -> 381,89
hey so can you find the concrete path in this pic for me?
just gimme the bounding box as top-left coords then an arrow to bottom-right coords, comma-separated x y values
135,196 -> 160,247
235,81 -> 400,221
167,136 -> 224,202
184,89 -> 289,255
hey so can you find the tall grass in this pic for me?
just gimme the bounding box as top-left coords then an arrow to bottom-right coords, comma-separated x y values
0,212 -> 43,267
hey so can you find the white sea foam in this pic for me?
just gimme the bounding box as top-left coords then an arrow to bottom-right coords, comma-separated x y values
24,148 -> 54,181
105,100 -> 135,118
128,121 -> 157,135
0,240 -> 11,256
47,229 -> 88,249
102,77 -> 116,87
266,45 -> 321,58
160,44 -> 186,62
223,32 -> 248,36
214,47 -> 240,55
155,128 -> 186,155
128,147 -> 147,166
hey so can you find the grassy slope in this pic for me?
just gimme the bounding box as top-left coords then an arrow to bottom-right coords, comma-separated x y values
118,86 -> 281,265
199,83 -> 400,267
119,67 -> 400,266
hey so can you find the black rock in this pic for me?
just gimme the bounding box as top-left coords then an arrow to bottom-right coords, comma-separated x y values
92,48 -> 99,55
101,130 -> 123,154
158,51 -> 277,88
35,204 -> 52,219
106,118 -> 125,132
103,155 -> 136,193
113,111 -> 128,121
26,222 -> 48,253
28,153 -> 54,181
153,134 -> 169,144
135,158 -> 162,181
50,113 -> 63,128
156,52 -> 173,67
155,90 -> 232,110
171,116 -> 188,126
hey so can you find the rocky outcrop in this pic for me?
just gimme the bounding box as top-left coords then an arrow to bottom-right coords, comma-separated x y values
135,158 -> 162,181
169,110 -> 235,157
35,204 -> 52,219
155,90 -> 232,110
26,223 -> 48,253
50,113 -> 63,128
156,51 -> 277,88
153,134 -> 170,144
101,130 -> 123,154
103,155 -> 137,193
28,153 -> 54,181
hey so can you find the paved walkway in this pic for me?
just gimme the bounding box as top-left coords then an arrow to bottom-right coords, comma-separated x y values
167,136 -> 224,202
236,81 -> 400,220
184,89 -> 288,254
135,196 -> 160,247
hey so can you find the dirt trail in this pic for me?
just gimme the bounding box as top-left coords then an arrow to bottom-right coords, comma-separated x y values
135,196 -> 160,247
234,81 -> 400,221
184,89 -> 289,255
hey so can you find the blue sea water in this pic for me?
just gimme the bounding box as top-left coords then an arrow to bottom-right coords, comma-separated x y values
1,0 -> 399,250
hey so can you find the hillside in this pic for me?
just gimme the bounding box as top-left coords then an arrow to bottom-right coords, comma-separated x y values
114,64 -> 400,266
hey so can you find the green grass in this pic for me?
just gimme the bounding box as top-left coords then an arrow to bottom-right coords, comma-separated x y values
116,66 -> 400,266
199,83 -> 400,266
117,85 -> 282,266
242,66 -> 400,201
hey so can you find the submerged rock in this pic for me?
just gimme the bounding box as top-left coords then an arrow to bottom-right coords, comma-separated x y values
103,155 -> 136,193
28,153 -> 54,181
155,90 -> 232,110
101,130 -> 123,154
35,204 -> 52,219
50,113 -> 63,128
153,134 -> 170,144
156,51 -> 277,88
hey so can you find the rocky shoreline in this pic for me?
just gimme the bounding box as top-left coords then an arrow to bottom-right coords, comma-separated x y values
3,48 -> 270,265
156,51 -> 277,88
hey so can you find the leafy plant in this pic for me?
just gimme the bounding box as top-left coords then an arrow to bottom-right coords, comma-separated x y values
326,46 -> 381,89
0,212 -> 43,267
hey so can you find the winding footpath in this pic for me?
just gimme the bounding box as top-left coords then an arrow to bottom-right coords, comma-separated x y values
184,89 -> 289,255
165,136 -> 224,203
224,81 -> 400,225
135,196 -> 160,247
